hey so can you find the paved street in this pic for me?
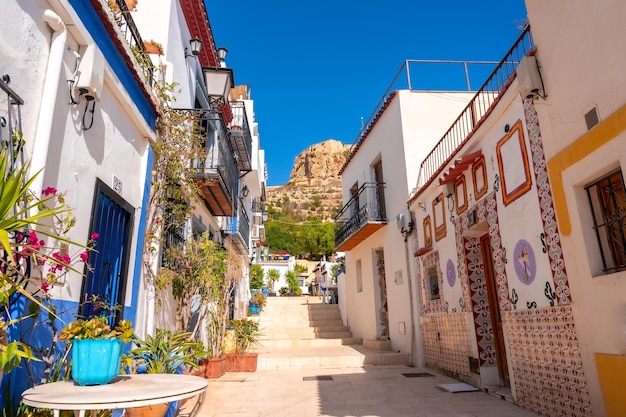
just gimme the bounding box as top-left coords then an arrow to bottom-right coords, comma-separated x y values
190,365 -> 541,417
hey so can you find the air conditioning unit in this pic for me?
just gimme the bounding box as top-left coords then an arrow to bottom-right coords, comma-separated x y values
75,44 -> 104,102
516,54 -> 542,99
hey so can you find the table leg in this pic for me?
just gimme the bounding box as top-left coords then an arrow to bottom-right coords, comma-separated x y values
184,392 -> 206,417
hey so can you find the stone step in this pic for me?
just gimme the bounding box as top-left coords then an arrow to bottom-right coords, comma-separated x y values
260,328 -> 353,340
256,345 -> 409,370
255,337 -> 362,349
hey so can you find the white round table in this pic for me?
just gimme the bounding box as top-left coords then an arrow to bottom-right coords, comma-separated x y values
21,374 -> 208,417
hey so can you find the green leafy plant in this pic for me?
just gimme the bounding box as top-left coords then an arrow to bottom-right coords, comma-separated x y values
0,143 -> 94,375
278,287 -> 288,296
59,317 -> 133,342
265,268 -> 280,293
285,270 -> 299,294
249,263 -> 264,290
229,319 -> 262,355
124,329 -> 207,374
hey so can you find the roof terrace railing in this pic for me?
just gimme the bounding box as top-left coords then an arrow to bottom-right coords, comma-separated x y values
415,26 -> 534,191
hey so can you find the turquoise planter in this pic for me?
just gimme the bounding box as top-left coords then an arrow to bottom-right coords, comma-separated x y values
249,304 -> 261,315
72,338 -> 123,386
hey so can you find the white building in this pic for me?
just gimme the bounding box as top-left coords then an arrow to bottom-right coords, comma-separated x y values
336,87 -> 474,361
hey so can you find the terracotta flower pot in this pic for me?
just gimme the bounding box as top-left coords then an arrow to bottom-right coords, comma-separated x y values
204,357 -> 227,379
226,353 -> 258,372
126,403 -> 169,417
143,41 -> 162,55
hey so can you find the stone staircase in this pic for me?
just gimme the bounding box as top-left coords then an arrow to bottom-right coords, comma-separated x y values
253,295 -> 409,370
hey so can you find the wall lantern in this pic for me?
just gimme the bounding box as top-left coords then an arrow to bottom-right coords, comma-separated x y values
203,66 -> 234,108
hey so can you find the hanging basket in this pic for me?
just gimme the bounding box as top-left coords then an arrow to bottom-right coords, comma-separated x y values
71,338 -> 123,386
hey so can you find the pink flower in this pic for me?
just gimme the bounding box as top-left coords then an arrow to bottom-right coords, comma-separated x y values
41,282 -> 50,293
91,232 -> 99,239
42,187 -> 57,196
80,251 -> 89,262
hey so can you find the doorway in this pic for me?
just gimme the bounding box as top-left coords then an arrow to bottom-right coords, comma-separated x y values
480,233 -> 510,387
374,249 -> 389,339
81,180 -> 134,326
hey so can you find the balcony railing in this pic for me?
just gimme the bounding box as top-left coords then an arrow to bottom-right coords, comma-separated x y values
109,0 -> 155,84
415,26 -> 534,192
189,118 -> 238,216
228,102 -> 252,172
224,204 -> 250,255
335,182 -> 387,251
251,197 -> 264,214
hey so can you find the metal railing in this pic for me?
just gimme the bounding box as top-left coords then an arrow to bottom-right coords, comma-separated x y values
334,182 -> 387,246
228,102 -> 253,171
109,0 -> 155,84
415,26 -> 534,190
189,118 -> 238,201
251,197 -> 265,214
223,204 -> 250,253
0,75 -> 25,174
350,59 -> 502,154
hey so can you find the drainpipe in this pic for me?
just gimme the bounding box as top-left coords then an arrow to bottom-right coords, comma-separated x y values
403,207 -> 423,367
30,10 -> 67,201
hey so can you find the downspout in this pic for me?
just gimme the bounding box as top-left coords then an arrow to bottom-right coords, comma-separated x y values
403,207 -> 423,367
30,10 -> 67,200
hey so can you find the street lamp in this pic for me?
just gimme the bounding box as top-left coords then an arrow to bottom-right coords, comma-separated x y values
203,66 -> 234,108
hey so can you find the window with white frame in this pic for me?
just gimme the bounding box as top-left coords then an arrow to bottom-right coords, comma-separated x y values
586,169 -> 626,272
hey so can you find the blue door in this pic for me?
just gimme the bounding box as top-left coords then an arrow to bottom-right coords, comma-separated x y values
81,180 -> 134,325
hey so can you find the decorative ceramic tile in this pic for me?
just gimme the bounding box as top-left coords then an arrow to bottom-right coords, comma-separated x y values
505,306 -> 591,416
523,99 -> 571,305
420,251 -> 445,313
422,313 -> 472,376
454,191 -> 510,367
463,236 -> 496,367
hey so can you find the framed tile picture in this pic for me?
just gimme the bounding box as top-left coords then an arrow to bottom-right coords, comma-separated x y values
432,193 -> 446,241
472,156 -> 488,200
496,120 -> 532,206
455,176 -> 468,214
423,215 -> 432,247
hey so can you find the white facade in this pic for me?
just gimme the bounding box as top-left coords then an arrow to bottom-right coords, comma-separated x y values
0,1 -> 156,325
339,90 -> 473,361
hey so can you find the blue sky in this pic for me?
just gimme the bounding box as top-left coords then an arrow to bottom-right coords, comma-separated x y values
205,1 -> 528,186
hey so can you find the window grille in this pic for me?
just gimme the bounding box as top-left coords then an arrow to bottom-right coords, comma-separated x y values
586,170 -> 626,272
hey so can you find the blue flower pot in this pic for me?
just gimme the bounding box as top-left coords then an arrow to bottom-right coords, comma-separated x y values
249,304 -> 261,315
72,338 -> 123,385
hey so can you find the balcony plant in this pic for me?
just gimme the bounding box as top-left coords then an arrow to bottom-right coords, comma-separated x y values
226,319 -> 262,372
143,39 -> 163,55
59,317 -> 133,386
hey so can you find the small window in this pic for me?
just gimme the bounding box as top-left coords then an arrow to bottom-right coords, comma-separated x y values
356,259 -> 363,293
586,170 -> 626,272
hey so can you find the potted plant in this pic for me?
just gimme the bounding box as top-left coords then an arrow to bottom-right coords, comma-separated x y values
123,329 -> 207,417
143,39 -> 163,55
59,317 -> 133,386
226,319 -> 262,372
249,290 -> 266,315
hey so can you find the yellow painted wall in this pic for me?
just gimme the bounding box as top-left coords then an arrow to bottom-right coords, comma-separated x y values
595,353 -> 626,417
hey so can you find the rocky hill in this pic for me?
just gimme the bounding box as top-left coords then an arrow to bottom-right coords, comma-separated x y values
266,139 -> 351,221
